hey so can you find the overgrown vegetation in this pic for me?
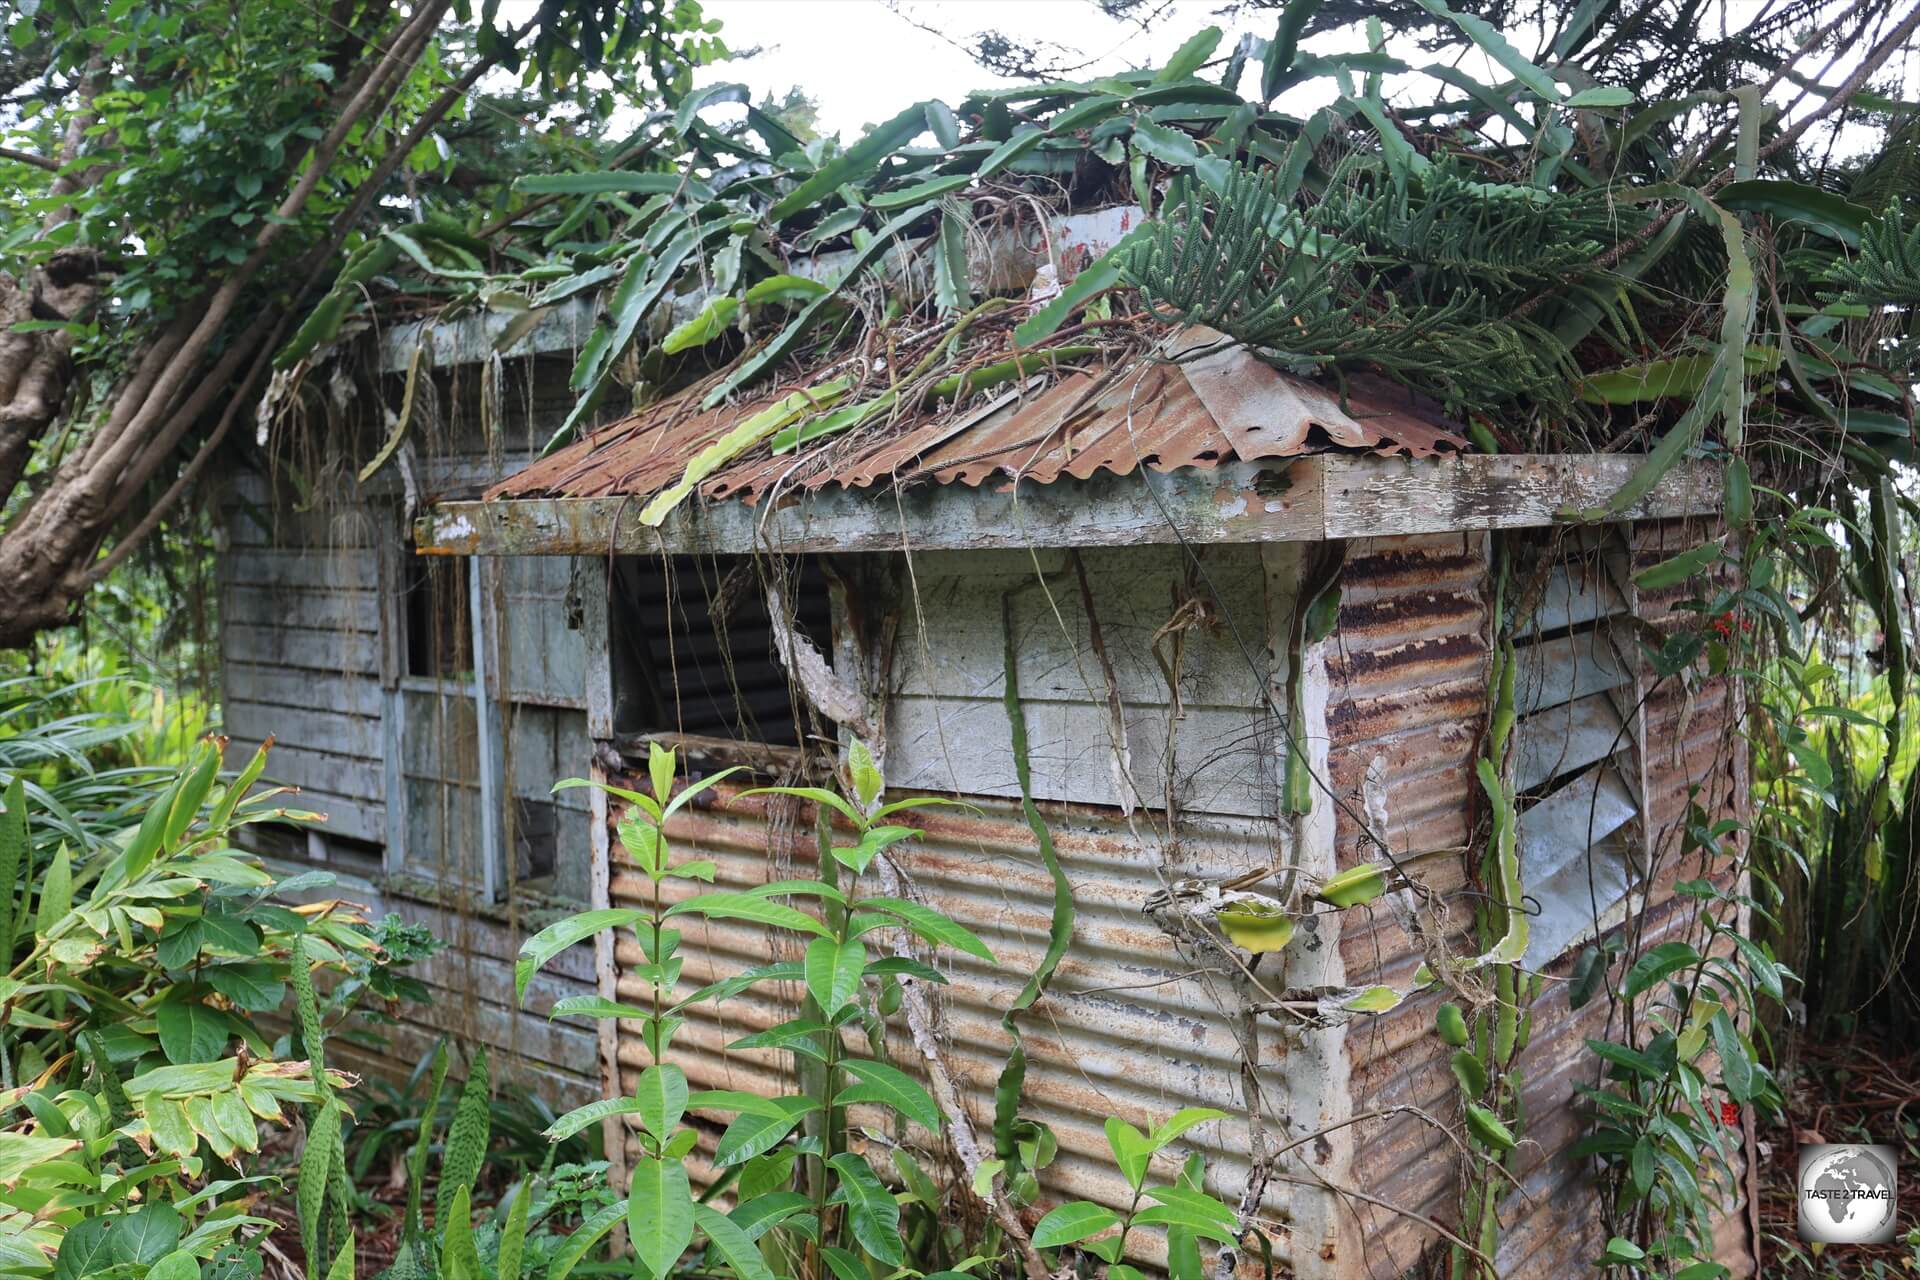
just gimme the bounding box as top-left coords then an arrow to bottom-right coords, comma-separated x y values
9,0 -> 1920,1275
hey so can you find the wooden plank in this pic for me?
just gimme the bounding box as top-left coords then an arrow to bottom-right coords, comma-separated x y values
412,456 -> 1720,558
890,547 -> 1270,708
222,585 -> 381,633
580,559 -> 614,739
417,459 -> 1326,556
887,695 -> 1277,818
225,663 -> 383,717
223,548 -> 380,591
229,739 -> 384,803
256,786 -> 383,843
1514,692 -> 1628,793
1318,455 -> 1721,539
222,624 -> 380,675
224,498 -> 382,552
222,700 -> 382,760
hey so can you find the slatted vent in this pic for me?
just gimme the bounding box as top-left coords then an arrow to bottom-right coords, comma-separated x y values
1508,532 -> 1644,967
608,555 -> 831,748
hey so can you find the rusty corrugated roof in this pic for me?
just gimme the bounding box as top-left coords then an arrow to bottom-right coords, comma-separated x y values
488,326 -> 1464,506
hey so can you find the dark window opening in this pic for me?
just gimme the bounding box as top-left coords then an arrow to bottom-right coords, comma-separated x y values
512,796 -> 558,883
609,555 -> 832,748
404,545 -> 473,679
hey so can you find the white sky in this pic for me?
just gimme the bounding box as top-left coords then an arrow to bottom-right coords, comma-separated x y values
688,0 -> 1916,150
695,1 -> 1283,137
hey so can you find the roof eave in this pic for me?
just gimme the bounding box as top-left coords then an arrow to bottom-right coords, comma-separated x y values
412,453 -> 1722,557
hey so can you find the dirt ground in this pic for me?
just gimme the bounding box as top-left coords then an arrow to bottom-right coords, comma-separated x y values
1756,1034 -> 1920,1276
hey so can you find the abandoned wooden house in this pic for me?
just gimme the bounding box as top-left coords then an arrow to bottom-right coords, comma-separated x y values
219,230 -> 1747,1276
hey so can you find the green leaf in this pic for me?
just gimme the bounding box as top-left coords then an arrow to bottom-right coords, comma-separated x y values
771,102 -> 932,221
1013,223 -> 1148,346
636,1063 -> 689,1138
298,1102 -> 341,1269
35,843 -> 70,938
743,274 -> 829,306
804,936 -> 867,1016
1031,1201 -> 1123,1249
933,206 -> 972,313
547,995 -> 656,1021
547,1096 -> 649,1142
628,1157 -> 695,1277
729,1190 -> 811,1241
1598,1236 -> 1645,1264
661,296 -> 739,354
665,891 -> 830,936
713,1098 -> 819,1165
693,1203 -> 779,1280
729,1018 -> 832,1061
855,897 -> 995,961
1105,1116 -> 1156,1189
827,1153 -> 903,1265
546,1202 -> 624,1280
1718,179 -> 1868,247
1711,1010 -> 1755,1103
516,171 -> 699,197
1622,941 -> 1701,998
641,379 -> 850,526
1132,1202 -> 1237,1244
1412,0 -> 1563,100
1563,86 -> 1634,108
1631,541 -> 1723,590
149,1250 -> 202,1280
0,777 -> 24,963
157,1002 -> 232,1064
873,173 -> 974,210
515,909 -> 650,1004
1151,1107 -> 1227,1148
106,1203 -> 182,1267
436,1047 -> 491,1229
443,1187 -> 485,1280
835,1057 -> 941,1131
832,826 -> 917,875
54,1217 -> 112,1280
1155,27 -> 1222,82
1130,117 -> 1200,166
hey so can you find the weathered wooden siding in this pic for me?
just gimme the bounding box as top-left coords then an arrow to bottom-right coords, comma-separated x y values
1324,528 -> 1753,1278
217,353 -> 608,1106
221,471 -> 389,845
884,546 -> 1280,817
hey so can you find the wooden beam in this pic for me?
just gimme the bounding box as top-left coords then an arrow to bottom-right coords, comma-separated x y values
413,455 -> 1720,557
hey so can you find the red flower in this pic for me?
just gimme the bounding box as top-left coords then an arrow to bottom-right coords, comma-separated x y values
1720,1100 -> 1740,1126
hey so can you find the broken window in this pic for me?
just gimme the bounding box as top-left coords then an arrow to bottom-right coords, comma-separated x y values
403,544 -> 472,680
609,554 -> 833,751
1506,530 -> 1646,967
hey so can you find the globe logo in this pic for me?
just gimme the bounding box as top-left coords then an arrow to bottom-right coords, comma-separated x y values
1798,1144 -> 1898,1244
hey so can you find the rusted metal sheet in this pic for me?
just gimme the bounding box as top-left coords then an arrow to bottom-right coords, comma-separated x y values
603,778 -> 1340,1270
486,327 -> 1465,507
1322,528 -> 1753,1278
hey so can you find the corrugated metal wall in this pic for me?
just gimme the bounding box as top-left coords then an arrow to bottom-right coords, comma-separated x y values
1325,528 -> 1753,1278
613,780 -> 1346,1267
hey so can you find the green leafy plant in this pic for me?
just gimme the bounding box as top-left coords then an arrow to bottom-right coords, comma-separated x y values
516,741 -> 998,1280
1028,1110 -> 1235,1280
0,739 -> 386,1278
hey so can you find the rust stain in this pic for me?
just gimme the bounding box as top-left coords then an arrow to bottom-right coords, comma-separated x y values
486,325 -> 1464,506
